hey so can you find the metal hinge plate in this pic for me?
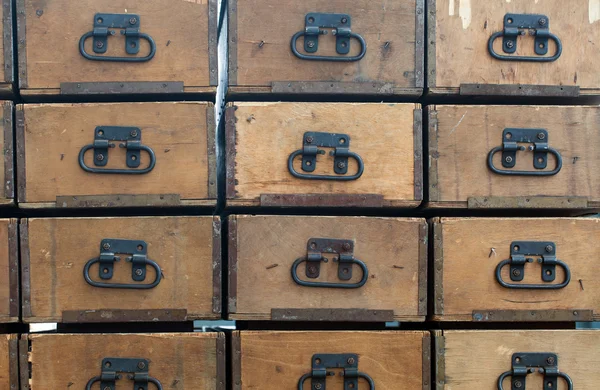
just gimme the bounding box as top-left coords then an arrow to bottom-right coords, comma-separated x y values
92,14 -> 142,55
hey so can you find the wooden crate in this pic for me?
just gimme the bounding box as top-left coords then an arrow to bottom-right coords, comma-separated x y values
228,215 -> 427,322
435,330 -> 600,389
229,0 -> 424,96
16,102 -> 216,208
16,0 -> 217,97
226,103 -> 422,208
0,0 -> 13,96
0,101 -> 13,206
21,216 -> 221,323
20,333 -> 225,389
428,105 -> 600,210
233,331 -> 430,390
428,0 -> 600,97
0,335 -> 18,390
433,217 -> 600,322
0,219 -> 18,324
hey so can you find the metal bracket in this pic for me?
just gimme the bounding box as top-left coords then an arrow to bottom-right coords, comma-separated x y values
488,14 -> 562,62
497,353 -> 573,390
495,241 -> 571,289
79,13 -> 156,62
488,128 -> 562,176
79,126 -> 156,174
291,13 -> 366,61
290,238 -> 368,288
83,239 -> 162,289
298,354 -> 375,390
85,357 -> 163,390
288,132 -> 364,180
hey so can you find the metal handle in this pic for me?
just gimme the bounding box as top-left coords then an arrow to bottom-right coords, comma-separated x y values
291,30 -> 366,62
79,31 -> 156,62
288,149 -> 364,181
495,258 -> 571,289
79,143 -> 156,174
298,372 -> 375,390
497,370 -> 572,390
84,257 -> 162,289
488,145 -> 562,176
291,257 -> 368,288
488,30 -> 562,62
86,376 -> 163,390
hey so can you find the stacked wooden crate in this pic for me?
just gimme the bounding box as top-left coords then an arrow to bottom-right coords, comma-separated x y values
0,0 -> 598,389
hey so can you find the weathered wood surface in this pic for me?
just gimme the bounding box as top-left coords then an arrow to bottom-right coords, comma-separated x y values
18,102 -> 214,207
0,101 -> 12,205
434,217 -> 600,321
440,330 -> 600,389
24,216 -> 218,322
26,333 -> 221,389
237,331 -> 428,389
18,0 -> 214,94
0,219 -> 16,323
428,105 -> 600,208
228,102 -> 419,207
230,215 -> 426,321
430,0 -> 600,95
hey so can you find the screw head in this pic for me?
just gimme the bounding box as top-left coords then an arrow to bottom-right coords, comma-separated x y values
137,361 -> 146,369
102,242 -> 110,250
539,18 -> 547,26
505,40 -> 514,49
130,130 -> 138,137
95,41 -> 104,49
347,357 -> 355,364
308,266 -> 317,274
314,384 -> 322,390
135,269 -> 143,276
343,243 -> 351,251
96,154 -> 105,161
537,132 -> 546,140
306,136 -> 314,143
514,380 -> 523,388
341,17 -> 348,23
104,387 -> 111,390
512,269 -> 521,277
505,156 -> 513,163
546,356 -> 555,365
129,17 -> 138,25
307,41 -> 315,48
337,162 -> 346,169
35,9 -> 43,16
545,245 -> 553,252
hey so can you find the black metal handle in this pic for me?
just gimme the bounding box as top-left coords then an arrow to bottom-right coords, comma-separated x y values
488,145 -> 562,176
488,30 -> 561,62
291,257 -> 368,288
495,258 -> 570,289
84,257 -> 162,289
298,372 -> 375,390
79,143 -> 156,174
86,376 -> 163,390
497,370 -> 572,390
288,149 -> 364,181
291,30 -> 366,62
79,31 -> 156,62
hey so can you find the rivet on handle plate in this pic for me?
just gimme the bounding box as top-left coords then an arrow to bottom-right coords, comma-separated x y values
497,353 -> 572,390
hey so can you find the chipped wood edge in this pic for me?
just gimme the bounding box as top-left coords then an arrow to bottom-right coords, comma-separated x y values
423,333 -> 431,390
434,330 -> 444,390
8,336 -> 18,389
232,331 -> 241,390
212,216 -> 222,315
418,220 -> 428,317
427,106 -> 440,202
225,104 -> 237,200
16,0 -> 26,89
208,0 -> 218,86
216,333 -> 226,390
227,215 -> 238,315
19,219 -> 31,319
18,336 -> 28,390
228,0 -> 238,85
426,0 -> 436,89
415,0 -> 425,88
15,106 -> 24,203
3,101 -> 13,200
2,0 -> 13,84
432,217 -> 443,316
207,103 -> 217,199
414,107 -> 423,202
8,219 -> 18,320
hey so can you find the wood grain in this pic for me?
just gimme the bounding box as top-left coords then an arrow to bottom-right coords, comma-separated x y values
231,215 -> 425,321
18,102 -> 212,205
238,331 -> 427,389
432,0 -> 600,94
0,335 -> 14,390
27,333 -> 220,389
20,0 -> 211,93
229,102 -> 418,207
0,101 -> 9,204
25,216 -> 217,322
232,0 -> 418,91
428,105 -> 600,207
441,330 -> 600,389
435,217 -> 600,321
0,219 -> 14,322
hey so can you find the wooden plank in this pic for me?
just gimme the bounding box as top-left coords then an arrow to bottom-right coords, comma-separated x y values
0,219 -> 16,323
435,217 -> 600,321
239,331 -> 427,389
231,0 -> 420,93
24,216 -> 218,323
228,102 -> 418,207
230,215 -> 425,321
28,333 -> 221,389
0,101 -> 12,204
429,105 -> 600,207
432,0 -> 600,94
19,0 -> 212,93
0,335 -> 16,390
442,330 -> 600,389
18,102 -> 213,206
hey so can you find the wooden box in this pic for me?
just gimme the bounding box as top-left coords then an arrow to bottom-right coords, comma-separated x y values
228,215 -> 427,322
20,333 -> 225,389
16,0 -> 217,97
226,103 -> 422,208
16,102 -> 216,208
0,101 -> 13,206
428,105 -> 600,209
0,335 -> 18,390
21,216 -> 221,323
433,217 -> 600,322
233,331 -> 430,389
0,219 -> 18,323
428,0 -> 600,97
435,330 -> 600,389
229,0 -> 424,96
0,0 -> 13,96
